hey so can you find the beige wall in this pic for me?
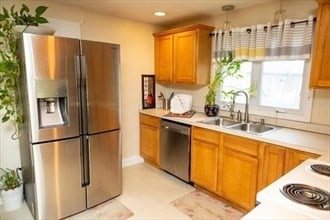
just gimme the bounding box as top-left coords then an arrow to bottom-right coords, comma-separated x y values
0,0 -> 163,169
1,0 -> 329,169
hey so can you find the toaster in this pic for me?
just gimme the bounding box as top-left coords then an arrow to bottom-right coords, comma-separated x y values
170,94 -> 192,114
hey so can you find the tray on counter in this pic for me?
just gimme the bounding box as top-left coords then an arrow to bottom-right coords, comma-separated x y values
164,110 -> 195,118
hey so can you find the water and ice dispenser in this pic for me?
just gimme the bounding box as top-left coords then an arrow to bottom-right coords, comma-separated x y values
35,79 -> 69,128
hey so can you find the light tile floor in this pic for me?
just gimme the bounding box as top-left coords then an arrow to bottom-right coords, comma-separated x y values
117,163 -> 194,220
1,163 -> 239,220
0,163 -> 194,220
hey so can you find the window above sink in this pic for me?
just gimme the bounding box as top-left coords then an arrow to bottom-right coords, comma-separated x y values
217,60 -> 313,123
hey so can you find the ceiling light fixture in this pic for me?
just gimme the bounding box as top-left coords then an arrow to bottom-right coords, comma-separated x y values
274,0 -> 286,23
154,11 -> 167,17
222,4 -> 234,31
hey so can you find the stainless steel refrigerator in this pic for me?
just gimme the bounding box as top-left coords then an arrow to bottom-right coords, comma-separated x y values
18,33 -> 122,220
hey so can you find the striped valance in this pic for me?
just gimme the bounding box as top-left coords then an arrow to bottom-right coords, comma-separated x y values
212,15 -> 315,61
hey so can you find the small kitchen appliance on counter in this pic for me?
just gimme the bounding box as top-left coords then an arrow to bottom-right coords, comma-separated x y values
170,94 -> 192,114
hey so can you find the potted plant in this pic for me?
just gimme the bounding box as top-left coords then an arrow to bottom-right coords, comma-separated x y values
204,52 -> 242,116
0,4 -> 50,139
0,168 -> 23,211
10,4 -> 52,34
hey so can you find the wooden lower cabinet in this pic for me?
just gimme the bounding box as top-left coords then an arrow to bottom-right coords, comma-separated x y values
217,134 -> 259,210
190,127 -> 220,192
139,117 -> 321,200
139,113 -> 160,165
219,148 -> 258,210
285,149 -> 319,172
259,144 -> 320,191
189,126 -> 320,211
258,144 -> 287,190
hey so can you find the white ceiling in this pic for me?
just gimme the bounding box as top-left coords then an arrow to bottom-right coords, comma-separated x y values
55,0 -> 276,26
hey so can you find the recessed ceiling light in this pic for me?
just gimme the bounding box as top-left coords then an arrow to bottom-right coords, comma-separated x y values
154,11 -> 167,17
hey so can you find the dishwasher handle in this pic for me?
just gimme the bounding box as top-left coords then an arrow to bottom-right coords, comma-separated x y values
160,122 -> 191,136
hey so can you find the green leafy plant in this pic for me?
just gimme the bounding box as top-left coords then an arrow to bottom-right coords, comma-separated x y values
9,4 -> 48,27
0,168 -> 22,191
0,4 -> 49,139
205,52 -> 242,106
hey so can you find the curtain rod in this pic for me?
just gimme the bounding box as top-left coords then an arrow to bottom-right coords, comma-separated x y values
209,17 -> 317,36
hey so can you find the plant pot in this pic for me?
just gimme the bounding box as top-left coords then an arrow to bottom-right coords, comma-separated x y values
0,185 -> 23,211
204,104 -> 219,117
14,25 -> 55,35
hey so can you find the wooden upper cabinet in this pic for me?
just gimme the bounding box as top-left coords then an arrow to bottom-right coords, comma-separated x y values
153,24 -> 214,85
173,30 -> 196,83
310,0 -> 330,88
154,35 -> 173,82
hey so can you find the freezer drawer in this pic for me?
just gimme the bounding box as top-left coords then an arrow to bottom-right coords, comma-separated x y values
32,138 -> 85,220
87,130 -> 122,207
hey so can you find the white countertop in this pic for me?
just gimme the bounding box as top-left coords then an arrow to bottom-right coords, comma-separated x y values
241,201 -> 314,220
140,108 -> 330,161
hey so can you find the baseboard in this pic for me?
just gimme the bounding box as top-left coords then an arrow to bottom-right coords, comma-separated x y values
122,155 -> 144,168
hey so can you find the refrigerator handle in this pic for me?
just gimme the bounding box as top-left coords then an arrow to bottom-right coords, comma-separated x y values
81,135 -> 90,187
79,54 -> 88,135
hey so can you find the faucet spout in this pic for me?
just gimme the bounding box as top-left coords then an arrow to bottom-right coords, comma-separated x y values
233,91 -> 249,123
223,103 -> 235,119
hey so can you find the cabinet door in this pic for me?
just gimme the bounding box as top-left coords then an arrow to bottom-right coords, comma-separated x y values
259,144 -> 286,190
285,149 -> 319,172
219,147 -> 258,210
173,30 -> 196,83
310,1 -> 330,88
191,126 -> 220,191
155,35 -> 173,82
140,114 -> 160,166
191,139 -> 218,192
140,123 -> 159,165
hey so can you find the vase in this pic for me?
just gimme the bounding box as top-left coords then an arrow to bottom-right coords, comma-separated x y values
0,185 -> 23,211
204,104 -> 219,117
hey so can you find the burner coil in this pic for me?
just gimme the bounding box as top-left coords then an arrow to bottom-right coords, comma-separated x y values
280,183 -> 330,210
311,164 -> 330,177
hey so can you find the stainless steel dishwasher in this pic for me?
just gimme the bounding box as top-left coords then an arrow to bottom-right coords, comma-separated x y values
160,119 -> 191,182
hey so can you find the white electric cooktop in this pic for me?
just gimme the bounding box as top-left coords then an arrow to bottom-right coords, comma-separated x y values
256,159 -> 330,219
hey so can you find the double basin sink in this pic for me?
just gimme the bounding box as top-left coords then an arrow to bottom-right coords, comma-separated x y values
199,117 -> 278,135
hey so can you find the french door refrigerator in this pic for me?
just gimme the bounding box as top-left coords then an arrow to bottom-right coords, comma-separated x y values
18,33 -> 122,220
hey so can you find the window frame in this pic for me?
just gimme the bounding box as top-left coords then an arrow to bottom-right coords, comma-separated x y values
218,60 -> 314,122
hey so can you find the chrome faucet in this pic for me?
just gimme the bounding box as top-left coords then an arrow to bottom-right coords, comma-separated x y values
233,91 -> 249,123
223,103 -> 235,119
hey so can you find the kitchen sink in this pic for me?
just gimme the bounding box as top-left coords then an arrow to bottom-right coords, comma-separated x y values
230,123 -> 276,134
199,117 -> 241,127
199,118 -> 278,135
